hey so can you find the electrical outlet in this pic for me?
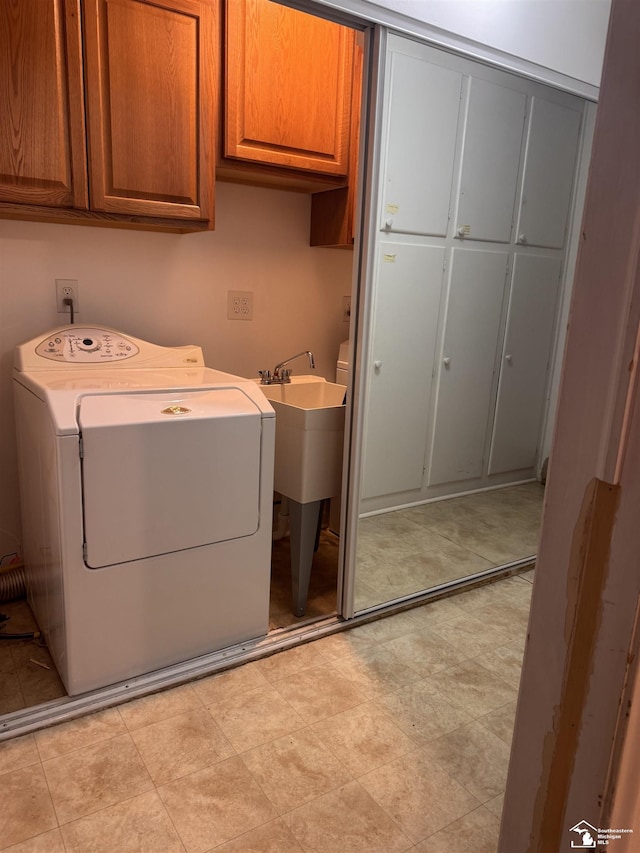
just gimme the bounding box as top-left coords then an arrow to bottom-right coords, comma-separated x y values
227,290 -> 253,320
342,296 -> 351,323
56,279 -> 80,313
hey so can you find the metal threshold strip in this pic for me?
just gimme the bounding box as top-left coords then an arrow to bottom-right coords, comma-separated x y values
0,556 -> 534,741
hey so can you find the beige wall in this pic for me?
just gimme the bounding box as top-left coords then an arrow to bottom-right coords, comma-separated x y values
0,181 -> 354,559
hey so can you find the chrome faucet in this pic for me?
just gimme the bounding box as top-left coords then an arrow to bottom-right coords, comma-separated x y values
258,351 -> 315,384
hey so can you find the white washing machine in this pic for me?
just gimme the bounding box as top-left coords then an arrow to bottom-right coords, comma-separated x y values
336,340 -> 350,386
13,325 -> 275,695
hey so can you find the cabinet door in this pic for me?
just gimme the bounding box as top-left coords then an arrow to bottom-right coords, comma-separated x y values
361,243 -> 446,501
225,0 -> 354,176
488,253 -> 562,475
428,248 -> 509,486
381,48 -> 462,237
0,0 -> 87,208
516,96 -> 582,249
83,0 -> 215,223
455,77 -> 526,243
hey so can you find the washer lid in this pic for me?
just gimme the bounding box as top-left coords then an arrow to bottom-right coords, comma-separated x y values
79,389 -> 263,568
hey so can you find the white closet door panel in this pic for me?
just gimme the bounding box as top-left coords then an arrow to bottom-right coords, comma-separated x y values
381,50 -> 462,237
489,253 -> 562,475
456,77 -> 526,243
429,248 -> 509,486
517,97 -> 582,249
361,243 -> 445,500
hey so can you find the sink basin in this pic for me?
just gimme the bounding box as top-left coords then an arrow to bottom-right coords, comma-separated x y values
258,377 -> 346,503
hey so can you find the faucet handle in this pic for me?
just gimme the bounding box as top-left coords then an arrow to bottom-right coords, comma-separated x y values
279,368 -> 291,382
258,369 -> 272,384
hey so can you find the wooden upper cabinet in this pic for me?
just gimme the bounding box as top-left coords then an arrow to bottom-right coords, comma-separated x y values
224,0 -> 355,177
82,0 -> 216,224
0,0 -> 87,208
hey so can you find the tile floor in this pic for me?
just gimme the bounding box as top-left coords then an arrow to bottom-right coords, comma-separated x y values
356,482 -> 543,609
0,601 -> 66,716
0,570 -> 533,853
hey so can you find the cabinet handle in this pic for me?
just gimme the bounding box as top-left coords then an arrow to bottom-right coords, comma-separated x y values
518,234 -> 527,244
443,357 -> 451,367
505,354 -> 513,363
457,227 -> 466,238
374,360 -> 382,371
384,218 -> 393,230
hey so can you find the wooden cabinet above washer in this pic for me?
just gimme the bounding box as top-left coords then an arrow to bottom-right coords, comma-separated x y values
221,0 -> 356,188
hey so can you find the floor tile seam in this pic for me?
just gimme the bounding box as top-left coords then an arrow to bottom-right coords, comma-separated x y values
199,679 -> 295,718
267,658 -> 360,691
420,800 -> 502,844
41,731 -> 157,826
204,815 -> 292,852
235,738 -> 355,819
398,734 -> 494,813
202,702 -> 307,756
308,702 -> 424,775
425,632 -> 517,664
142,786 -> 189,853
257,670 -> 362,724
428,716 -> 513,772
34,707 -> 128,762
121,700 -> 214,737
282,777 -> 416,848
56,786 -> 180,846
37,722 -> 135,767
415,680 -> 516,722
457,658 -> 521,696
124,718 -> 226,789
0,760 -> 61,850
475,715 -> 515,748
0,755 -> 43,780
353,769 -> 473,848
461,641 -> 525,670
379,625 -> 468,667
407,715 -> 479,751
419,528 -> 503,565
43,765 -> 153,830
255,657 -> 334,683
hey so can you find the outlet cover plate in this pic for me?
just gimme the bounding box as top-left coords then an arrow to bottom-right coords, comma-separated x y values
227,290 -> 253,320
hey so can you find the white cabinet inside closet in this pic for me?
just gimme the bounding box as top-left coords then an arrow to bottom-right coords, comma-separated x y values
455,78 -> 526,243
361,243 -> 445,500
428,248 -> 509,486
516,97 -> 583,249
380,50 -> 462,236
488,253 -> 563,474
359,34 -> 586,513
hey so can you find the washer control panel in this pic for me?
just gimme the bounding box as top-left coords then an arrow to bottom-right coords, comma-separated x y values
35,328 -> 140,363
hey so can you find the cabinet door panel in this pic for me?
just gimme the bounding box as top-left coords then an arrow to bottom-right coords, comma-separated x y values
83,0 -> 215,221
488,253 -> 561,475
428,248 -> 508,486
361,244 -> 446,501
455,78 -> 526,243
0,0 -> 87,208
516,97 -> 582,249
381,50 -> 462,237
225,0 -> 354,176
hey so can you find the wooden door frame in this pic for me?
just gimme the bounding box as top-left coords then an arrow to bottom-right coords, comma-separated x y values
499,0 -> 640,848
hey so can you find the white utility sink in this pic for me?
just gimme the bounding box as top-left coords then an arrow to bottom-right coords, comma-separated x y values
258,376 -> 346,504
